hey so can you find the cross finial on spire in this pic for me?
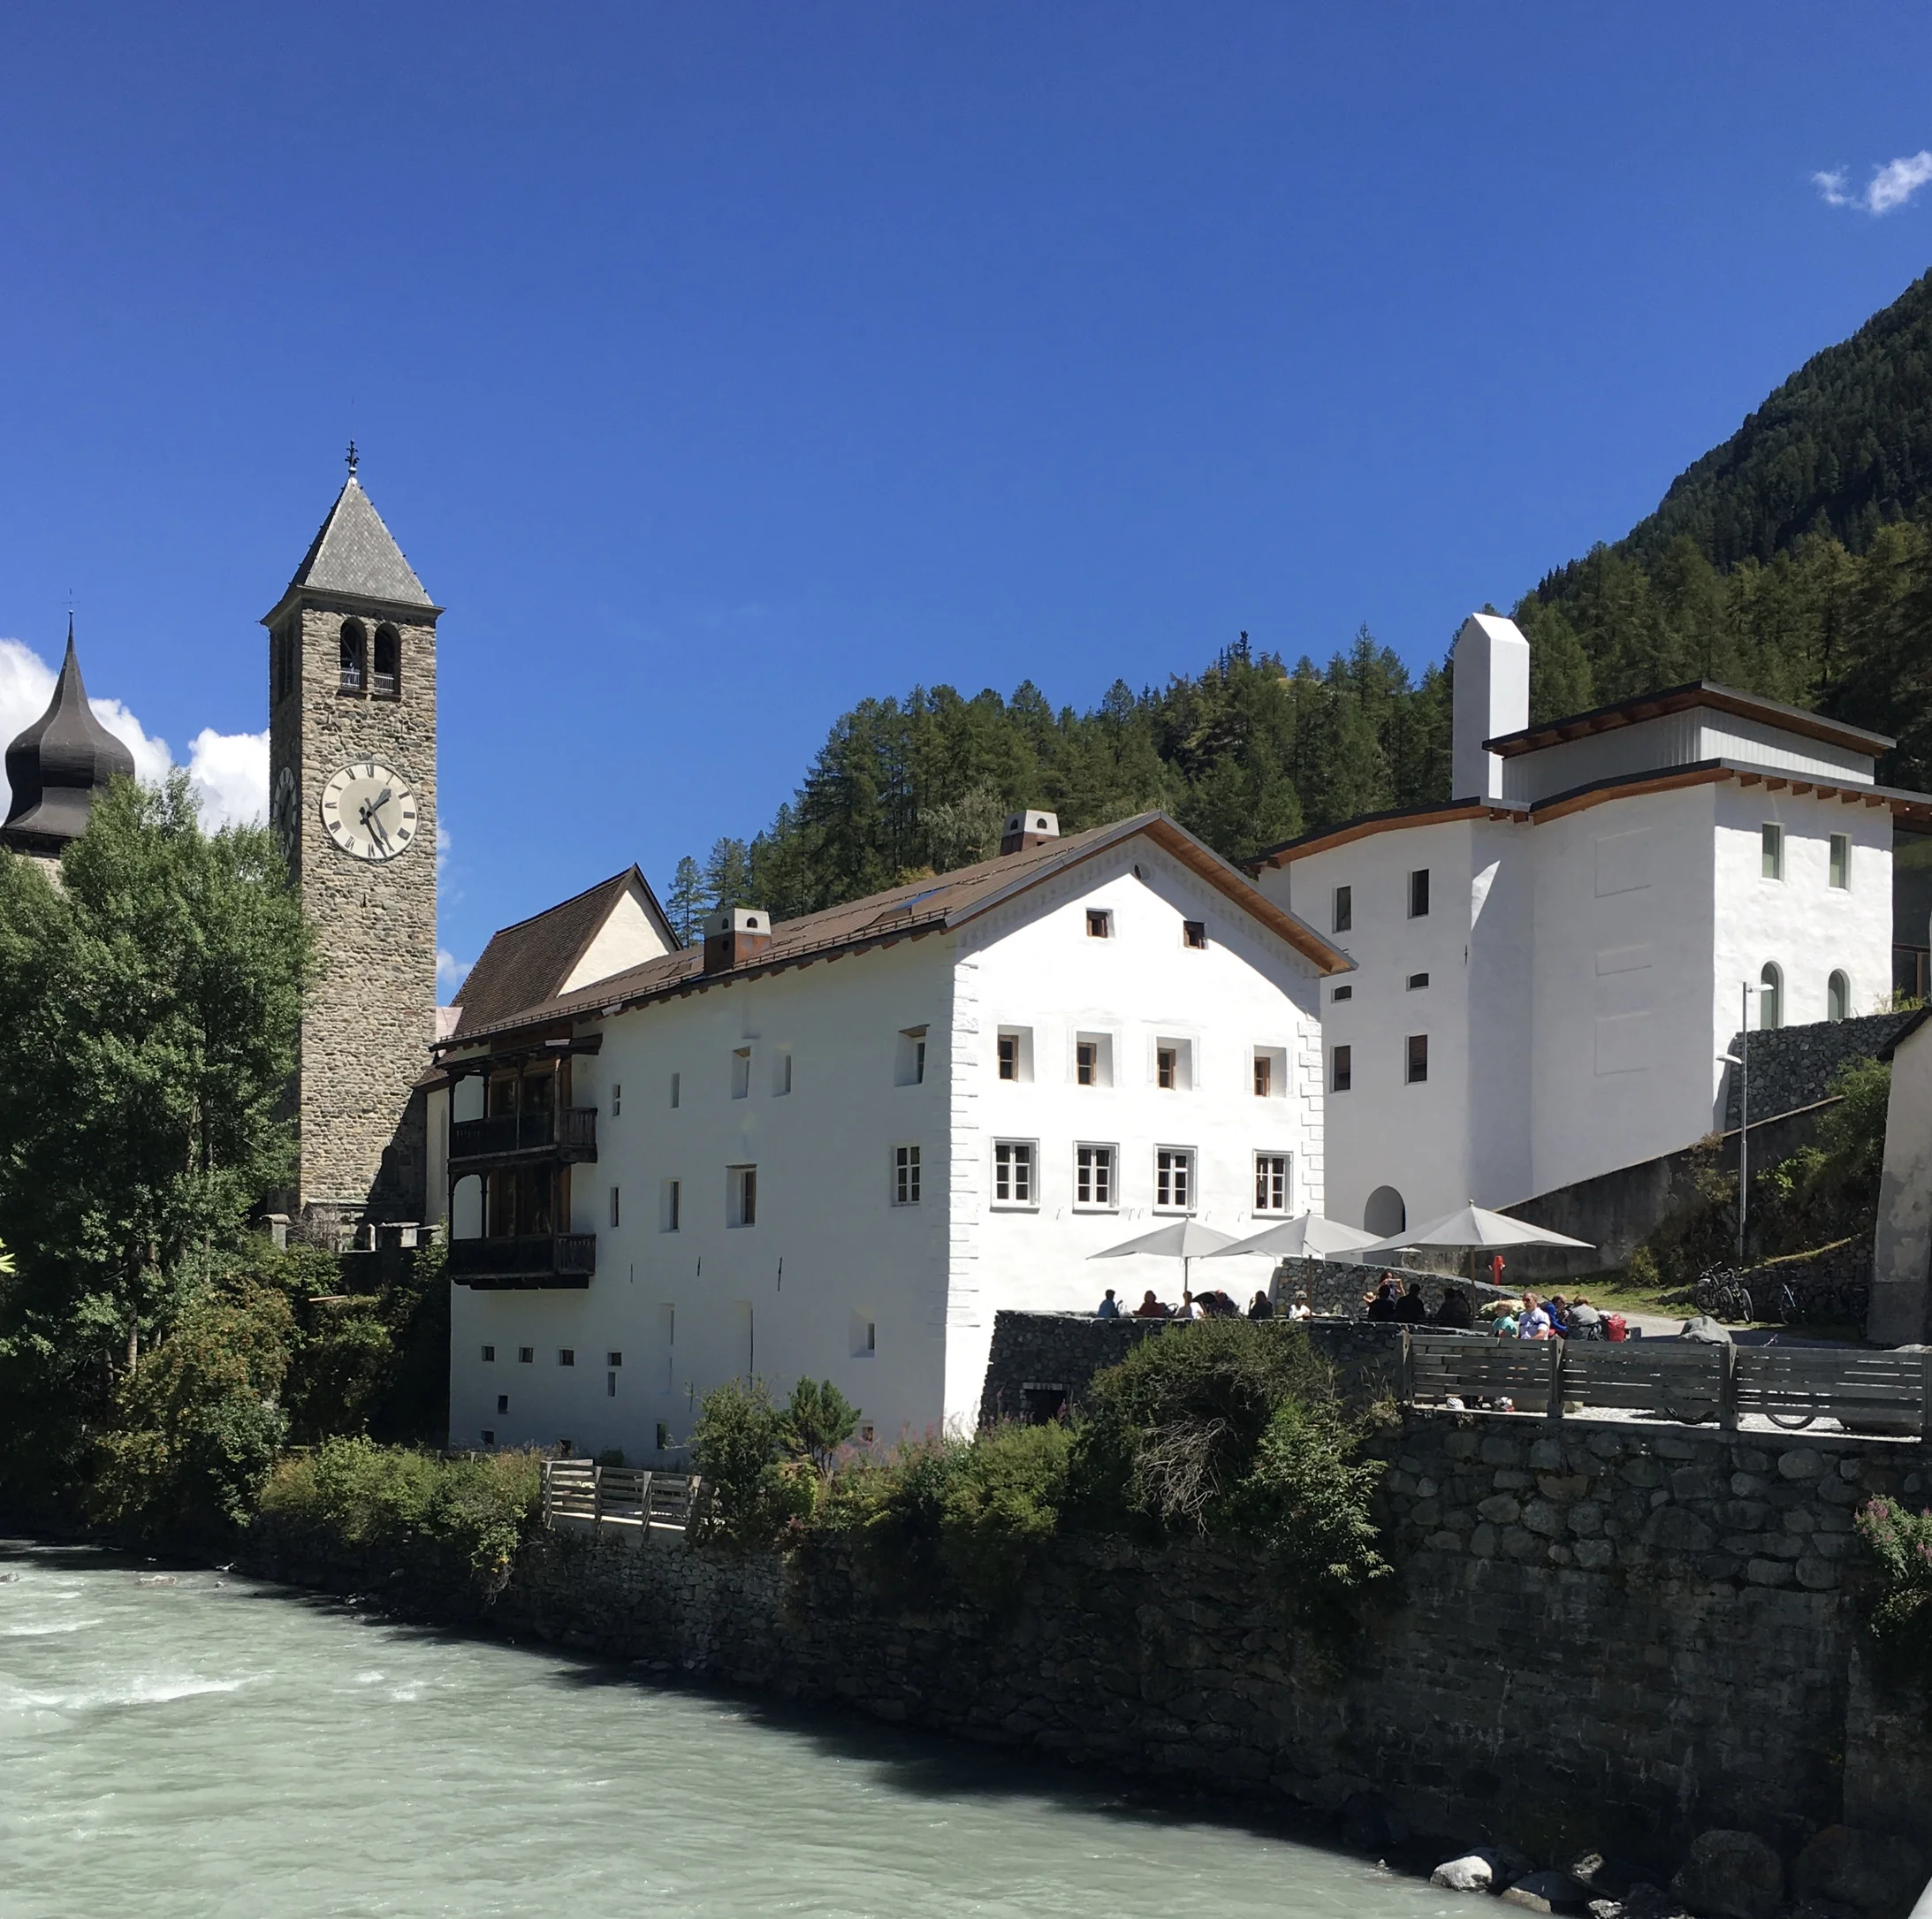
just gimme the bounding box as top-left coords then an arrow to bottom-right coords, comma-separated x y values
346,439 -> 359,479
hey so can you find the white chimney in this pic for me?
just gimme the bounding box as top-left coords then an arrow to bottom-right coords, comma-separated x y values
1451,613 -> 1531,803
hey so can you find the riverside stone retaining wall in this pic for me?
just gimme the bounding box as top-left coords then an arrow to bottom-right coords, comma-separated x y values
387,1410 -> 1932,1879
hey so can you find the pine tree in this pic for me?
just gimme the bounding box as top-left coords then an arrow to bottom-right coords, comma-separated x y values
666,856 -> 705,942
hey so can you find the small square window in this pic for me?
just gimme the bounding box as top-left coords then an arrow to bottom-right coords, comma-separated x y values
1332,1045 -> 1352,1093
481,1429 -> 496,1446
1182,920 -> 1206,950
611,1083 -> 622,1117
559,1348 -> 575,1367
728,1164 -> 757,1227
1254,1153 -> 1289,1214
894,1144 -> 922,1205
1086,909 -> 1112,939
1155,1146 -> 1194,1211
1406,1033 -> 1429,1084
481,1344 -> 496,1362
1829,834 -> 1850,889
1761,822 -> 1784,880
518,1346 -> 534,1365
1075,1143 -> 1115,1207
731,1047 -> 751,1099
1331,983 -> 1352,1002
860,1423 -> 876,1444
993,1139 -> 1036,1205
1333,885 -> 1352,933
1409,869 -> 1430,918
497,1393 -> 509,1413
1407,971 -> 1429,991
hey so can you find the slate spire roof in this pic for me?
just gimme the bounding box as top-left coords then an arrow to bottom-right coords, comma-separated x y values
2,620 -> 137,855
285,471 -> 434,608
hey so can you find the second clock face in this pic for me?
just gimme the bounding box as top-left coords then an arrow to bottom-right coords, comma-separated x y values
321,759 -> 420,863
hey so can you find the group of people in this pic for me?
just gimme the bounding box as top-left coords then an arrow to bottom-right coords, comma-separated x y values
1361,1275 -> 1477,1329
1488,1291 -> 1609,1340
1095,1286 -> 1289,1321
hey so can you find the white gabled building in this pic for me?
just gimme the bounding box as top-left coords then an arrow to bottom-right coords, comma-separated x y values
1250,614 -> 1932,1236
427,812 -> 1348,1455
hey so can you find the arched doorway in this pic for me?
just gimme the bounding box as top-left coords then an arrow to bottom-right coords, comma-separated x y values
1364,1185 -> 1406,1237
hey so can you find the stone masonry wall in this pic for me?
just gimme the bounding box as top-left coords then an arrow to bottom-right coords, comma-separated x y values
443,1411 -> 1931,1876
1724,1010 -> 1915,1129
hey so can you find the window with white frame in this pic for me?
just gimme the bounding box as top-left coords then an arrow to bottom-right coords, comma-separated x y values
1762,822 -> 1784,880
1075,1032 -> 1113,1087
896,1026 -> 928,1085
1253,1046 -> 1286,1097
1829,834 -> 1850,889
728,1164 -> 757,1226
1155,1146 -> 1194,1211
894,1144 -> 921,1205
997,1027 -> 1032,1081
1154,1037 -> 1191,1090
731,1047 -> 751,1099
1254,1153 -> 1290,1215
993,1139 -> 1036,1206
1075,1144 -> 1115,1208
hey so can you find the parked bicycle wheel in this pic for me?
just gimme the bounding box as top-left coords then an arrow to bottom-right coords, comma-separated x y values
1766,1392 -> 1819,1430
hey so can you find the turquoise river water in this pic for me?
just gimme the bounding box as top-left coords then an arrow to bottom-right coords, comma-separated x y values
2,1541 -> 1460,1919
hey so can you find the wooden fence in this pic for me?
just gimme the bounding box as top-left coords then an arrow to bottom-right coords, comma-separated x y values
540,1459 -> 704,1534
1403,1331 -> 1932,1436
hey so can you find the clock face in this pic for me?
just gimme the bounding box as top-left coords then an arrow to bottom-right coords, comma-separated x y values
271,766 -> 299,865
320,759 -> 420,864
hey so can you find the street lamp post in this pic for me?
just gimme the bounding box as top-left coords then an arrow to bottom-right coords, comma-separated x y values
1716,980 -> 1758,1268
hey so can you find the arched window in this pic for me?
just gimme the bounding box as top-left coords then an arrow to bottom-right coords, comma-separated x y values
338,618 -> 368,694
1364,1184 -> 1406,1237
1828,970 -> 1851,1024
1760,962 -> 1783,1032
373,623 -> 399,698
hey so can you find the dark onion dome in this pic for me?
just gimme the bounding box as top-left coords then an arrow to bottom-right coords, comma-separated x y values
1,623 -> 137,857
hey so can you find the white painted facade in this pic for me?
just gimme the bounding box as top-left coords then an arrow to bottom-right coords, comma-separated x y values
438,827 -> 1331,1457
1255,615 -> 1906,1232
1870,1012 -> 1932,1346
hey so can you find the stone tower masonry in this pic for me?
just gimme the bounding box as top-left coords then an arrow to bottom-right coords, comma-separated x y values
263,457 -> 441,1236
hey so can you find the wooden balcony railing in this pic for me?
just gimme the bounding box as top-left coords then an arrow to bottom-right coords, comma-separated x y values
448,1233 -> 597,1289
449,1107 -> 597,1167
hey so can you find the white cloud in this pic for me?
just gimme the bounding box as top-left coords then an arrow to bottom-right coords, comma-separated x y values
437,948 -> 473,994
0,635 -> 268,831
1814,150 -> 1932,215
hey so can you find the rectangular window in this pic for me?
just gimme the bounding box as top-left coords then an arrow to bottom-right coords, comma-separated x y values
1409,868 -> 1430,918
1157,1047 -> 1177,1090
1182,920 -> 1206,950
497,1393 -> 509,1413
608,1185 -> 621,1229
1252,1054 -> 1272,1097
998,1034 -> 1018,1080
481,1344 -> 496,1362
894,1144 -> 922,1205
607,1352 -> 622,1367
663,1178 -> 681,1232
773,1048 -> 793,1095
1086,908 -> 1112,939
611,1083 -> 622,1117
607,1371 -> 617,1398
993,1140 -> 1035,1205
865,1321 -> 877,1354
656,1422 -> 671,1452
482,1429 -> 496,1447
1254,1153 -> 1289,1214
1077,1040 -> 1098,1085
1406,1033 -> 1429,1084
1829,833 -> 1850,889
1331,983 -> 1351,1002
1332,1045 -> 1352,1093
1407,971 -> 1429,991
728,1164 -> 757,1227
670,1071 -> 681,1108
1155,1147 -> 1194,1211
896,1026 -> 928,1086
731,1047 -> 751,1099
1761,822 -> 1784,880
1333,885 -> 1352,933
559,1348 -> 575,1367
1075,1144 -> 1115,1207
518,1346 -> 534,1364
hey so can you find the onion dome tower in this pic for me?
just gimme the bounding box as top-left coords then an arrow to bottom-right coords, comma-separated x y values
1,620 -> 136,859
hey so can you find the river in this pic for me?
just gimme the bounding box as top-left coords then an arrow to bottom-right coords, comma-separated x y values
2,1541 -> 1457,1918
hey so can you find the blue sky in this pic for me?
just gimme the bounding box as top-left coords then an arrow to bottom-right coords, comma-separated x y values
2,4 -> 1930,982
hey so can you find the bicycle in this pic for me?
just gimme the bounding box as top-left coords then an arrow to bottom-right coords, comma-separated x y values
1776,1282 -> 1806,1328
1694,1267 -> 1754,1324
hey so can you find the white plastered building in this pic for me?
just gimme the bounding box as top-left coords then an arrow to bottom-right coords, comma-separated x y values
426,813 -> 1347,1455
1250,614 -> 1932,1235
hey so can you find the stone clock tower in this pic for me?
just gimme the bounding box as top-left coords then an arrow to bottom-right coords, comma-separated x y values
264,452 -> 440,1237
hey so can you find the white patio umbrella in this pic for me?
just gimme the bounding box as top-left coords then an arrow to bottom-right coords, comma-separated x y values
1204,1212 -> 1384,1263
1090,1218 -> 1238,1303
1355,1201 -> 1594,1263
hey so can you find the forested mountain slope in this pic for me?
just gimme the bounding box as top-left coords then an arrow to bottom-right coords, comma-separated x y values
674,270 -> 1932,928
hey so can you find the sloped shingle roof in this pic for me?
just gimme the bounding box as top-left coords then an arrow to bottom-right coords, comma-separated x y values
286,476 -> 433,608
452,871 -> 641,1036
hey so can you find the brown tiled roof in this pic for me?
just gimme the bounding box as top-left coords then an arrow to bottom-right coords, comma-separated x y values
440,812 -> 1350,1052
452,869 -> 643,1036
1484,680 -> 1892,759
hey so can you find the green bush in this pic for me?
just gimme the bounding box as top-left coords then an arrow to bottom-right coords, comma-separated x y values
780,1377 -> 862,1474
688,1379 -> 817,1546
259,1436 -> 541,1588
1857,1496 -> 1932,1686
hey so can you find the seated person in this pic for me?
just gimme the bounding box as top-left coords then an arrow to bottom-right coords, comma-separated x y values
1433,1284 -> 1475,1329
1394,1281 -> 1430,1324
1516,1291 -> 1553,1340
1365,1276 -> 1400,1321
1286,1291 -> 1313,1321
1568,1296 -> 1603,1338
1246,1290 -> 1275,1320
1546,1294 -> 1571,1337
1133,1290 -> 1169,1319
1096,1288 -> 1122,1319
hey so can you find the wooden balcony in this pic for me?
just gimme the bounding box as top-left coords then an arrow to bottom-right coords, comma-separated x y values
448,1233 -> 597,1290
449,1107 -> 597,1170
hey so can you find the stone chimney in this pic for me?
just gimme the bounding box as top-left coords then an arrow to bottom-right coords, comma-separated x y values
702,905 -> 774,975
1450,613 -> 1531,803
999,809 -> 1060,856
